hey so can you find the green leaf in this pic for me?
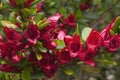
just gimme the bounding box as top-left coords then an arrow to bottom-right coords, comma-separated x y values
80,64 -> 100,73
9,12 -> 16,23
92,0 -> 101,5
0,3 -> 4,10
35,53 -> 42,60
112,16 -> 120,33
75,10 -> 82,19
96,59 -> 117,66
36,41 -> 47,53
39,21 -> 50,30
74,23 -> 80,35
81,27 -> 92,41
63,67 -> 73,76
54,40 -> 65,49
12,73 -> 20,80
0,20 -> 17,29
0,15 -> 3,20
34,13 -> 43,23
60,7 -> 67,17
22,66 -> 32,80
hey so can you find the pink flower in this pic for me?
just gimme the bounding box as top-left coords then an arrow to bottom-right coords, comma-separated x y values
47,13 -> 62,23
64,14 -> 76,28
24,23 -> 40,46
4,27 -> 23,43
57,30 -> 66,40
12,55 -> 23,63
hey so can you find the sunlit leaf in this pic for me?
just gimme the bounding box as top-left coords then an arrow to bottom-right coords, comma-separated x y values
0,20 -> 17,29
82,27 -> 92,41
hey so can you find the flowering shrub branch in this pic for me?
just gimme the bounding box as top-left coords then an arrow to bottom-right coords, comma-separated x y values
0,0 -> 120,80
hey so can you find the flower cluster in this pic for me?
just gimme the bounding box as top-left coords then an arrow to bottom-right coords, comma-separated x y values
0,0 -> 120,79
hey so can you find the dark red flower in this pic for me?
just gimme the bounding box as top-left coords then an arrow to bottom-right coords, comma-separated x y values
36,53 -> 59,78
9,0 -> 16,7
25,0 -> 35,7
24,23 -> 40,46
36,1 -> 45,13
4,27 -> 23,43
80,4 -> 90,11
86,29 -> 103,52
0,64 -> 21,73
41,30 -> 54,42
56,48 -> 73,64
43,41 -> 57,50
64,14 -> 76,28
0,41 -> 25,63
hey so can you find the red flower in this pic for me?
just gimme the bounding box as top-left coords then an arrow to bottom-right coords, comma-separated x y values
100,18 -> 115,41
25,0 -> 35,7
65,35 -> 82,58
41,30 -> 55,42
56,48 -> 73,64
24,23 -> 40,46
100,17 -> 120,52
104,34 -> 120,52
9,0 -> 16,7
37,53 -> 59,78
78,48 -> 96,66
80,4 -> 90,11
0,42 -> 25,63
4,27 -> 23,43
36,1 -> 45,13
64,14 -> 76,28
0,64 -> 21,73
86,29 -> 103,52
43,41 -> 57,50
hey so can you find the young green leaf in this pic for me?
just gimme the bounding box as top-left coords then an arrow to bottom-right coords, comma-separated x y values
112,16 -> 120,33
81,27 -> 92,41
54,40 -> 65,49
